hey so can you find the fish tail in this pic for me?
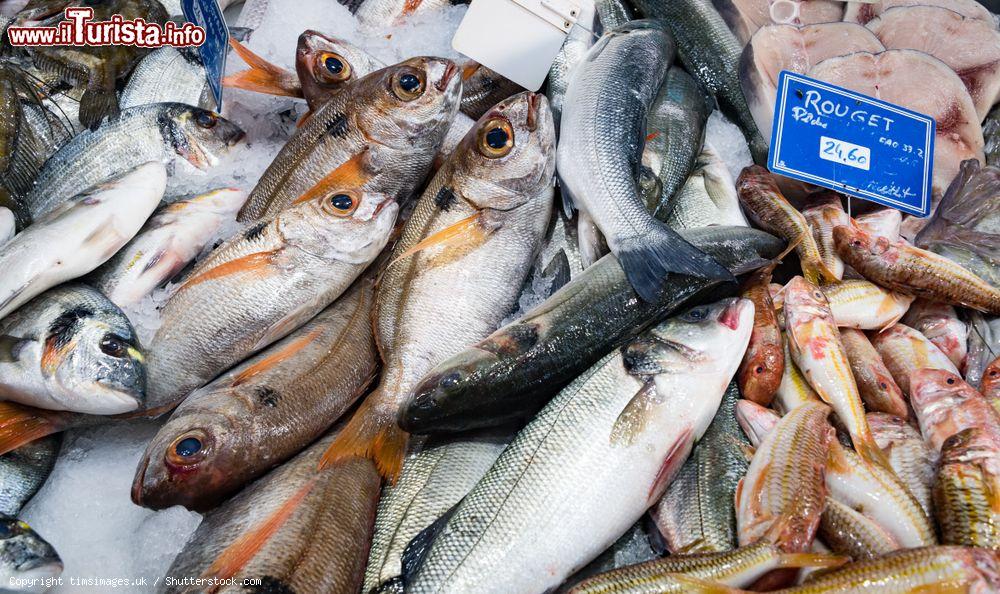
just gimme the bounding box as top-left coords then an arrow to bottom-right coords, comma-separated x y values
196,477 -> 317,592
0,402 -> 65,454
223,38 -> 302,98
856,431 -> 894,472
617,224 -> 735,303
318,393 -> 407,480
775,551 -> 849,570
78,82 -> 119,131
802,257 -> 840,286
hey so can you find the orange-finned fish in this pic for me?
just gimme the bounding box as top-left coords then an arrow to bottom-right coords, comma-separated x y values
772,333 -> 821,415
820,280 -> 914,331
910,368 -> 1000,453
783,276 -> 885,467
318,93 -> 556,479
833,223 -> 1000,314
870,324 -> 960,397
902,299 -> 969,373
839,328 -> 908,418
802,192 -> 849,281
735,166 -> 838,286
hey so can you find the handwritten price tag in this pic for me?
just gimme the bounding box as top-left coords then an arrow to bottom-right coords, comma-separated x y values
768,71 -> 934,217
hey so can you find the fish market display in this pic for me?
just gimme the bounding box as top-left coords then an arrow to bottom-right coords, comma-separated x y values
401,227 -> 783,435
821,280 -> 914,331
320,92 -> 555,478
133,280 -> 376,511
161,430 -> 380,594
25,103 -> 243,222
0,284 -> 145,415
0,162 -> 166,321
90,188 -> 248,310
871,324 -> 960,396
557,20 -> 732,303
405,299 -> 753,594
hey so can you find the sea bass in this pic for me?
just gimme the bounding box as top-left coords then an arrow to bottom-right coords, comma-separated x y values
320,92 -> 555,479
557,20 -> 733,303
401,227 -> 784,435
405,299 -> 753,594
238,57 -> 460,221
145,185 -> 395,417
89,188 -> 247,310
0,285 -> 145,415
25,103 -> 243,222
0,162 -> 166,321
133,280 -> 377,511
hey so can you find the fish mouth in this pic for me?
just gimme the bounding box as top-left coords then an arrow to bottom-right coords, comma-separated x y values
719,299 -> 749,330
526,93 -> 541,131
131,455 -> 150,506
83,382 -> 142,415
436,62 -> 459,92
373,197 -> 397,217
13,558 -> 63,581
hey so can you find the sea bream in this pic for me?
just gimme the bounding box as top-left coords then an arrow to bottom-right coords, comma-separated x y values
144,184 -> 396,417
25,103 -> 243,223
557,20 -> 733,303
89,188 -> 248,311
132,279 -> 377,512
237,57 -> 460,222
0,162 -> 166,322
0,285 -> 146,415
319,92 -> 556,479
405,299 -> 753,594
809,50 -> 985,196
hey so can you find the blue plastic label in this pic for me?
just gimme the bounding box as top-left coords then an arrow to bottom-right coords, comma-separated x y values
768,70 -> 935,217
182,0 -> 228,112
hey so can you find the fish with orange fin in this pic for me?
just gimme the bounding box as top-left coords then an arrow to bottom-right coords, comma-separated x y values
802,191 -> 849,281
736,166 -> 839,286
910,368 -> 1000,454
783,276 -> 888,469
223,38 -> 303,98
131,279 -> 377,512
318,92 -> 555,480
238,57 -> 460,222
870,323 -> 959,397
734,400 -> 832,588
159,428 -> 380,594
840,328 -> 909,418
834,222 -> 1000,314
144,185 -> 396,421
737,240 -> 796,405
820,279 -> 914,331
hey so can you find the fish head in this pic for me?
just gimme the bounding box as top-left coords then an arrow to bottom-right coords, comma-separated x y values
735,399 -> 780,447
623,298 -> 754,378
782,276 -> 832,328
832,222 -> 897,265
42,301 -> 145,415
362,57 -> 462,150
165,105 -> 245,170
0,519 -> 61,586
939,427 -> 1000,470
910,368 -> 986,446
449,92 -> 557,211
982,358 -> 1000,394
295,30 -> 381,106
131,403 -> 241,511
284,189 -> 399,265
738,339 -> 783,406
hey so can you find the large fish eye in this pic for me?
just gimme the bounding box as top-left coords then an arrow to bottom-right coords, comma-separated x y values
324,192 -> 359,217
392,68 -> 425,101
317,52 -> 351,83
195,111 -> 218,129
175,437 -> 202,457
99,334 -> 128,358
167,433 -> 208,466
477,118 -> 514,159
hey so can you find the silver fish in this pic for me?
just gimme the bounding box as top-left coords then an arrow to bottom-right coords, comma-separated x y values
557,20 -> 733,303
0,436 -> 59,518
120,47 -> 211,110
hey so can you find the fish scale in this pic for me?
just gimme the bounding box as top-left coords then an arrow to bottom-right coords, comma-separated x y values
869,412 -> 937,517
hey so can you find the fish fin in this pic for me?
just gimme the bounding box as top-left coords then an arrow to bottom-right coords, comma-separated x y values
737,442 -> 756,463
231,328 -> 324,387
180,250 -> 280,291
775,552 -> 849,570
610,380 -> 660,446
801,253 -> 840,286
0,403 -> 65,455
557,181 -> 575,219
0,335 -> 28,363
388,213 -> 493,268
197,477 -> 317,590
223,38 -> 302,97
318,393 -> 408,480
400,503 -> 460,586
292,150 -> 372,206
78,83 -> 118,131
541,250 -> 572,295
728,258 -> 773,277
648,427 -> 695,502
617,225 -> 735,303
855,434 -> 894,473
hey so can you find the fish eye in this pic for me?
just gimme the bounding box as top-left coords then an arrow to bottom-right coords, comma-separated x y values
879,382 -> 888,389
813,291 -> 824,300
175,437 -> 202,457
317,52 -> 351,83
477,118 -> 514,159
195,111 -> 218,129
990,369 -> 999,377
99,335 -> 128,358
392,69 -> 425,100
441,372 -> 462,389
324,192 -> 359,217
755,366 -> 764,374
167,433 -> 208,466
683,306 -> 708,321
946,377 -> 956,385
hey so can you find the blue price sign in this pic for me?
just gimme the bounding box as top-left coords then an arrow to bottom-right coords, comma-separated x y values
182,0 -> 228,112
768,70 -> 935,217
